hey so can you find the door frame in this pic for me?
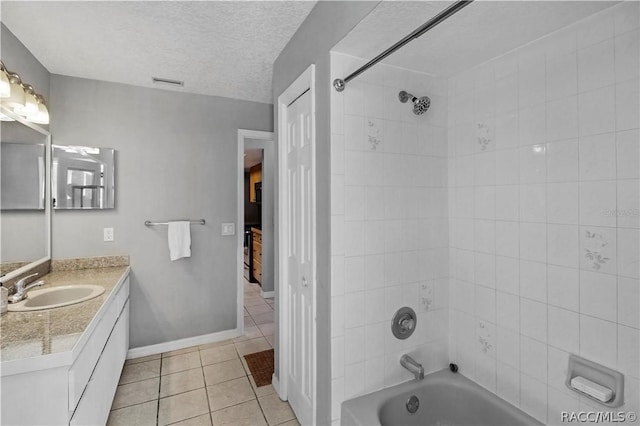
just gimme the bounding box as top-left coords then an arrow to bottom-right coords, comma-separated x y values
236,129 -> 274,336
275,64 -> 317,424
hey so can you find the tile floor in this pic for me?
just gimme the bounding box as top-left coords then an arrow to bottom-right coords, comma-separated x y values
107,279 -> 296,426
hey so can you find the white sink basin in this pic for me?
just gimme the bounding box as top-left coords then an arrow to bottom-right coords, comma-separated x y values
8,285 -> 106,312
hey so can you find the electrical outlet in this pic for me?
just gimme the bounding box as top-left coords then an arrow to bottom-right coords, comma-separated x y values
221,223 -> 235,236
103,227 -> 114,242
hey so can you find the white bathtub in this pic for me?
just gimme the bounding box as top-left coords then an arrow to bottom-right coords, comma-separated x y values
341,369 -> 543,426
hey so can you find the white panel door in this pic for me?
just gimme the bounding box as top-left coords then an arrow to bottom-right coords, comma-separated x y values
285,89 -> 315,426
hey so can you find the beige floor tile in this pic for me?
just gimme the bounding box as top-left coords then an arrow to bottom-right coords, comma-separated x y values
234,325 -> 263,342
210,399 -> 267,426
199,339 -> 235,351
258,394 -> 296,426
251,312 -> 274,325
248,374 -> 276,398
203,358 -> 246,385
200,344 -> 238,366
235,337 -> 271,357
125,353 -> 161,365
239,354 -> 251,375
119,359 -> 161,384
245,297 -> 269,307
162,351 -> 201,375
160,367 -> 205,398
158,388 -> 209,426
107,400 -> 158,426
206,377 -> 255,412
244,316 -> 257,327
169,413 -> 212,426
162,345 -> 199,358
111,377 -> 159,410
257,322 -> 275,337
265,334 -> 275,348
275,419 -> 300,426
246,303 -> 273,316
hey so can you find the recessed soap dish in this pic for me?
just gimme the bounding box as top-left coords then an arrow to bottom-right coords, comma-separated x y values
566,354 -> 624,407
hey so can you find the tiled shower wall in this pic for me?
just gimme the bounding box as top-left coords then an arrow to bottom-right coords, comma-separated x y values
329,52 -> 450,423
447,3 -> 639,424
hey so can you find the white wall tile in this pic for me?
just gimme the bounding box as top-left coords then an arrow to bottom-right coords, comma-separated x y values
519,223 -> 547,263
344,361 -> 366,399
580,270 -> 617,322
547,387 -> 580,426
519,105 -> 546,147
547,224 -> 579,268
614,1 -> 640,35
364,288 -> 386,325
519,184 -> 546,223
495,148 -> 520,185
496,255 -> 520,295
576,7 -> 614,49
579,85 -> 616,137
547,265 -> 579,312
579,314 -> 617,367
546,53 -> 578,101
520,336 -> 548,381
332,336 -> 345,379
497,362 -> 520,407
618,324 -> 640,378
547,182 -> 579,225
578,39 -> 615,92
579,133 -> 617,181
546,139 -> 579,182
547,346 -> 572,395
618,228 -> 640,279
546,96 -> 578,142
579,226 -> 616,274
519,61 -> 546,109
495,185 -> 519,221
579,180 -> 617,227
520,260 -> 547,303
548,306 -> 579,353
616,131 -> 640,177
344,292 -> 365,329
496,291 -> 519,332
615,78 -> 640,131
497,326 -> 520,369
496,74 -> 518,115
520,299 -> 547,343
364,255 -> 385,290
618,276 -> 640,328
345,326 -> 365,365
615,29 -> 640,83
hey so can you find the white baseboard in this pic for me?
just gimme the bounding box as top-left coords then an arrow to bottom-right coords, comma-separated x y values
127,328 -> 240,359
261,290 -> 275,299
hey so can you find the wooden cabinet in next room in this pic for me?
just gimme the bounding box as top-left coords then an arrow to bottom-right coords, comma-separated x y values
251,227 -> 262,284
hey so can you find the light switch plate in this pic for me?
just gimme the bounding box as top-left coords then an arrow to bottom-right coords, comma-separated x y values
221,223 -> 235,236
103,227 -> 114,242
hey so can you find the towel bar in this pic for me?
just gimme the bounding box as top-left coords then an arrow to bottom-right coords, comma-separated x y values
144,219 -> 205,226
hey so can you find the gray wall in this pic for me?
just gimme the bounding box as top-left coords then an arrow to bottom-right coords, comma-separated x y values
271,2 -> 379,424
50,74 -> 273,348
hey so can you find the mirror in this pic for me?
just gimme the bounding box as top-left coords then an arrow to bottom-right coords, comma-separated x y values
0,106 -> 51,281
52,145 -> 115,209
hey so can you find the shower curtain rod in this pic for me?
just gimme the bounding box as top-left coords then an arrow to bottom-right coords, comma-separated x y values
333,0 -> 474,92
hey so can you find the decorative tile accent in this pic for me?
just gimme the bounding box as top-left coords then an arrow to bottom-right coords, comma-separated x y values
51,255 -> 129,272
476,122 -> 492,151
420,282 -> 433,311
478,320 -> 494,354
366,118 -> 382,150
582,230 -> 610,271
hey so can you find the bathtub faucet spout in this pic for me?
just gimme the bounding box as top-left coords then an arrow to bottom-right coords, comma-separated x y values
400,354 -> 424,380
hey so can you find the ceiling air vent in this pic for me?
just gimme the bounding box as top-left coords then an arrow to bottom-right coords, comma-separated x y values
151,77 -> 184,87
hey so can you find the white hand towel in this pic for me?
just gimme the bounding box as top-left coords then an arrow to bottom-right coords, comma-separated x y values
167,221 -> 191,261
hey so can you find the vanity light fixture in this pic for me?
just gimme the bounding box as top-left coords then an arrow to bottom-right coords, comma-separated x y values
0,62 -> 10,98
0,60 -> 49,125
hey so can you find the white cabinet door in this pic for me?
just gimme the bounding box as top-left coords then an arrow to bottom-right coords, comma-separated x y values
71,301 -> 129,426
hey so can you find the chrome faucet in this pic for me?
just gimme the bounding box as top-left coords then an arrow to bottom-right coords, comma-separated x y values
400,354 -> 424,380
9,273 -> 44,303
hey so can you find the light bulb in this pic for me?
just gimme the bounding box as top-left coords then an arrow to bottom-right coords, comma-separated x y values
29,94 -> 49,124
0,112 -> 15,121
0,71 -> 10,98
3,73 -> 25,109
14,84 -> 38,115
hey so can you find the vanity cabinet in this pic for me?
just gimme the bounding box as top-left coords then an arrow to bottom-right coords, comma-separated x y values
1,274 -> 130,425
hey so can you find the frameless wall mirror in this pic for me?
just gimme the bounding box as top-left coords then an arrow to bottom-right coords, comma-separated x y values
0,106 -> 51,282
52,145 -> 115,209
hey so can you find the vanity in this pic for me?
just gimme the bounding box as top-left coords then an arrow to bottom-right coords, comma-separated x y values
1,266 -> 130,425
0,104 -> 128,424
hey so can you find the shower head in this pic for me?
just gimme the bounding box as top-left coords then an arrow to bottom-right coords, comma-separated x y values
399,90 -> 431,115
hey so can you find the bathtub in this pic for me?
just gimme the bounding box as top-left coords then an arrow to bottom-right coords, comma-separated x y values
341,369 -> 543,426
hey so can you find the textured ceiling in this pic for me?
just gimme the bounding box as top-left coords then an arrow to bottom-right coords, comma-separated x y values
244,148 -> 262,170
1,1 -> 317,103
334,1 -> 619,77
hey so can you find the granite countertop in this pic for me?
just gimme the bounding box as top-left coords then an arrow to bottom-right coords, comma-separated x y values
0,266 -> 129,362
